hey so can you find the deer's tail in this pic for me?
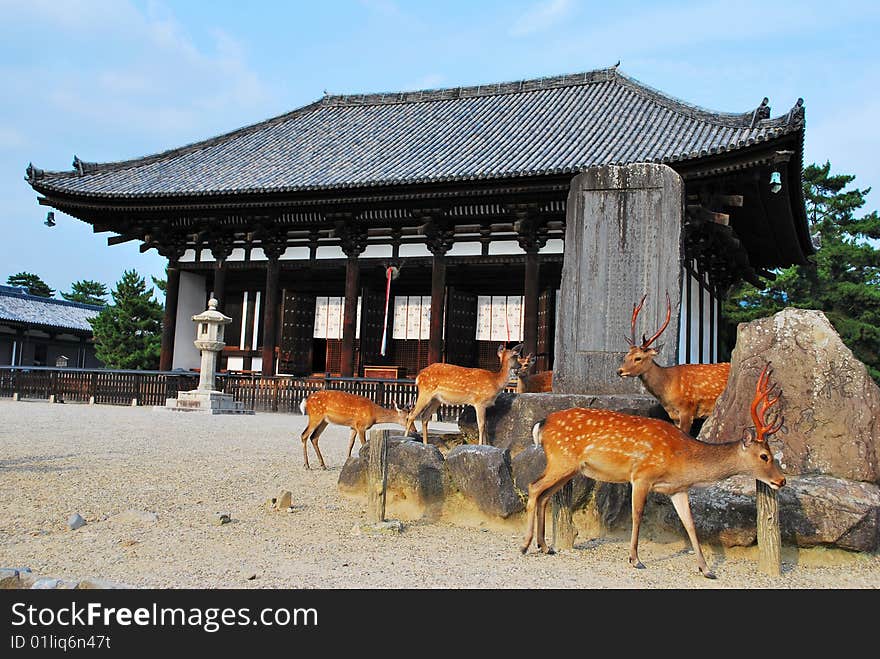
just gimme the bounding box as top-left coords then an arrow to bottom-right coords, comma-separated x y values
299,398 -> 307,415
532,419 -> 546,446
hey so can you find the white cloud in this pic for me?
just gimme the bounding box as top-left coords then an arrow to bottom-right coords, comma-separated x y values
0,0 -> 273,154
510,0 -> 575,37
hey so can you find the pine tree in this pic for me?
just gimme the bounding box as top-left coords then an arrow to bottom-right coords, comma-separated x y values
723,161 -> 880,382
61,280 -> 109,306
89,270 -> 164,370
6,272 -> 54,297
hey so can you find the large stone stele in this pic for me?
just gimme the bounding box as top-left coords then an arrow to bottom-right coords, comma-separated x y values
699,307 -> 880,484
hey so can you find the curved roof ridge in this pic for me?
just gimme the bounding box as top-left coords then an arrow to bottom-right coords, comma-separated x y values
612,69 -> 794,129
319,68 -> 616,106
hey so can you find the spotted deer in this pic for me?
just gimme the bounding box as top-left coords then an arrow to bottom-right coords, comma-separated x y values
298,390 -> 410,469
404,344 -> 523,445
617,292 -> 731,435
515,353 -> 554,393
521,363 -> 786,578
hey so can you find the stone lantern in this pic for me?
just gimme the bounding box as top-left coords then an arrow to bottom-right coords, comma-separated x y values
165,297 -> 253,414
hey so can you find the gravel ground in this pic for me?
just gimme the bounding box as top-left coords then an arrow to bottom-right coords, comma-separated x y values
1,398 -> 878,590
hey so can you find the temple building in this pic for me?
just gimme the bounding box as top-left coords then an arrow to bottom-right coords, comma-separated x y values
0,285 -> 103,368
24,67 -> 811,379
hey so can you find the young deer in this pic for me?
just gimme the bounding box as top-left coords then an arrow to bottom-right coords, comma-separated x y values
515,353 -> 554,393
404,344 -> 523,445
298,390 -> 410,469
617,292 -> 731,435
521,363 -> 786,579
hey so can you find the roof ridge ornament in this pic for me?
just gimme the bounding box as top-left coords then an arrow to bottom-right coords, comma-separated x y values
750,97 -> 770,128
786,98 -> 805,126
24,162 -> 44,182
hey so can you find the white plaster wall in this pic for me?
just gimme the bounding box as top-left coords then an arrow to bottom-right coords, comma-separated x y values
172,271 -> 207,370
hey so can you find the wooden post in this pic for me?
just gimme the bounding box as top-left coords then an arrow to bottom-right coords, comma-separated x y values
367,428 -> 389,523
757,480 -> 782,576
159,261 -> 181,371
424,214 -> 453,365
341,255 -> 360,377
261,256 -> 280,376
428,253 -> 446,364
212,260 -> 227,312
523,250 -> 540,358
514,206 -> 547,359
551,480 -> 577,550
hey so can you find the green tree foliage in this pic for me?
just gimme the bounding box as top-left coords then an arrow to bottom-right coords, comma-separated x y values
6,271 -> 54,297
89,270 -> 164,370
723,161 -> 880,382
61,279 -> 109,306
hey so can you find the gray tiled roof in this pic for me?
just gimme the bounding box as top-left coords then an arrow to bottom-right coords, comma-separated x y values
0,286 -> 102,332
27,68 -> 805,198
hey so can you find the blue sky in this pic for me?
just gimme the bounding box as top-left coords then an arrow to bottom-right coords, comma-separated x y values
1,0 -> 878,301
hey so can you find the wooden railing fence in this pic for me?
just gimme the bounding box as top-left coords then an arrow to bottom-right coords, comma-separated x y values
0,366 -> 517,421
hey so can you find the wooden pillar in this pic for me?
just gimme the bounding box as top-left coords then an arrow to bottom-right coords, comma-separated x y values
757,481 -> 782,576
212,261 -> 227,311
424,214 -> 453,365
261,256 -> 281,376
523,250 -> 540,358
341,255 -> 360,377
159,261 -> 181,371
513,205 -> 547,357
428,253 -> 446,365
367,427 -> 390,523
335,217 -> 367,377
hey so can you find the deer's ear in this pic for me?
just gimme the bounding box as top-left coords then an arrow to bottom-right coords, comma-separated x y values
497,344 -> 505,355
649,345 -> 662,355
741,427 -> 756,447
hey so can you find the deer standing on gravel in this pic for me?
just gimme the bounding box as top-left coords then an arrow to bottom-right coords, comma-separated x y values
298,390 -> 410,469
617,292 -> 731,435
515,354 -> 553,393
521,363 -> 786,578
404,344 -> 523,446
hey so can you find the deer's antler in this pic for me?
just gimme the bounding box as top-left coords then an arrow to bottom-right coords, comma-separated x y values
628,294 -> 647,346
637,292 -> 671,349
750,362 -> 784,442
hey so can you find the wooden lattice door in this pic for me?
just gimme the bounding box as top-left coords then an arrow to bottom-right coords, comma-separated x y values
358,287 -> 386,371
444,288 -> 477,366
278,291 -> 315,375
537,288 -> 556,371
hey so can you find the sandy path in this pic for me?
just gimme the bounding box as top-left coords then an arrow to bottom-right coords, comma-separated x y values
0,399 -> 878,589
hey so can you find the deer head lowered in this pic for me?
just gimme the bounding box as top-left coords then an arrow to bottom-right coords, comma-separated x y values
522,363 -> 786,578
617,292 -> 731,435
404,343 -> 523,445
298,390 -> 410,469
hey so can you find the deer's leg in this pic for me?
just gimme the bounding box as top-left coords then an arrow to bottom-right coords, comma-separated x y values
473,404 -> 489,445
520,473 -> 557,554
535,479 -> 569,554
301,417 -> 323,470
405,392 -> 434,438
678,408 -> 695,436
346,428 -> 359,458
628,480 -> 651,569
420,399 -> 442,445
309,421 -> 329,470
670,490 -> 714,579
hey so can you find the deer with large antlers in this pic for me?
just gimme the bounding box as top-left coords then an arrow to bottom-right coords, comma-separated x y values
404,344 -> 523,445
617,292 -> 731,435
521,363 -> 786,578
298,390 -> 410,469
515,353 -> 554,393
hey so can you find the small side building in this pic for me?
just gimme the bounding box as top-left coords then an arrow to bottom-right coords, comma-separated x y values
0,285 -> 104,368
